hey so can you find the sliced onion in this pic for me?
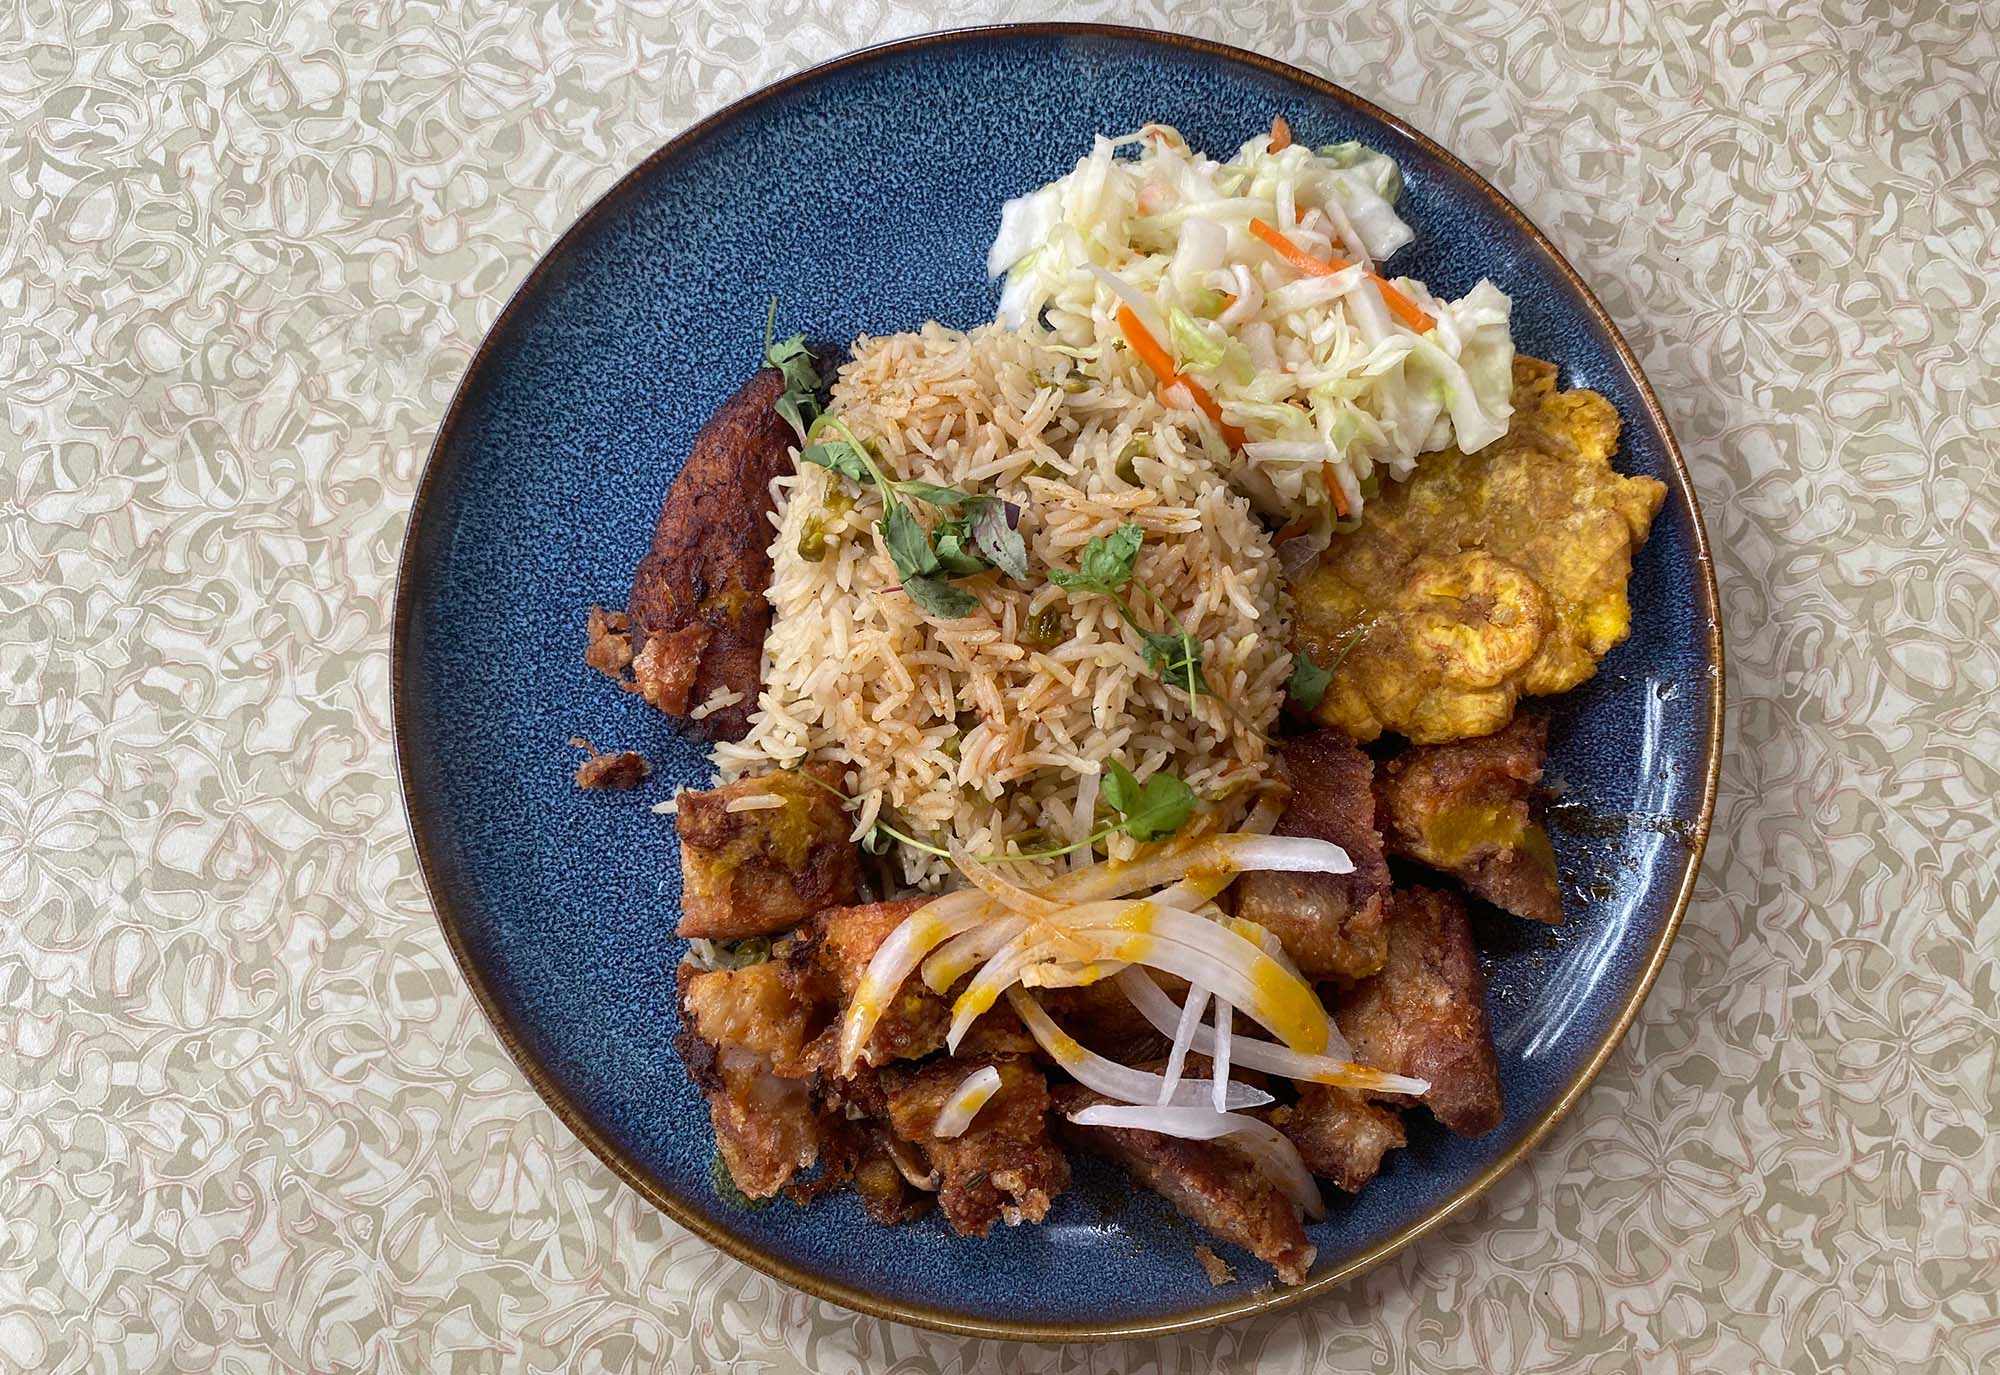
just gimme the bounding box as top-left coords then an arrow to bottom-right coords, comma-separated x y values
1018,959 -> 1124,989
1087,264 -> 1170,349
1158,984 -> 1211,1105
1065,1105 -> 1324,1218
921,916 -> 1026,994
955,912 -> 1330,1056
950,841 -> 1062,919
1228,915 -> 1308,985
854,818 -> 1344,1068
1008,990 -> 1270,1111
1206,834 -> 1353,876
932,1065 -> 1003,1139
1059,901 -> 1331,1053
1086,832 -> 1353,908
1229,1123 -> 1328,1221
1119,968 -> 1429,1095
1211,999 -> 1234,1113
947,929 -> 1056,1049
886,1136 -> 939,1191
837,890 -> 989,1073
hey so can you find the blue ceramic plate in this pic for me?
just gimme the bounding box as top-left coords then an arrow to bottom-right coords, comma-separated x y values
393,25 -> 1722,1339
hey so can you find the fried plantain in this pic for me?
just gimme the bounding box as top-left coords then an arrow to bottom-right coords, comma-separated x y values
1292,356 -> 1666,743
629,360 -> 830,740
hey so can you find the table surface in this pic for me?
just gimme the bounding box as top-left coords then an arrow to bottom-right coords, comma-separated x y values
6,2 -> 1996,1371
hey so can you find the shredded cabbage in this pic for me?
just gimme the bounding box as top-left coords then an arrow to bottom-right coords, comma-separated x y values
987,124 -> 1516,536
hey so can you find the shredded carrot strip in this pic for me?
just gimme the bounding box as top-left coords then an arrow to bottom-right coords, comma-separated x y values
1117,306 -> 1248,448
1268,115 -> 1292,153
1247,218 -> 1436,332
1171,379 -> 1248,448
1220,292 -> 1239,312
1370,281 -> 1436,333
1248,216 -> 1342,276
1117,305 -> 1178,381
1320,464 -> 1351,518
1273,515 -> 1313,543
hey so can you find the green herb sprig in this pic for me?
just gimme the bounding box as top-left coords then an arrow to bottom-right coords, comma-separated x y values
864,758 -> 1196,863
763,297 -> 821,440
1285,620 -> 1375,714
1286,652 -> 1332,712
799,418 -> 1029,620
1048,523 -> 1207,712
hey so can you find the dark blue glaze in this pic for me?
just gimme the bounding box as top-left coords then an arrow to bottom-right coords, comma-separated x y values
395,28 -> 1719,1333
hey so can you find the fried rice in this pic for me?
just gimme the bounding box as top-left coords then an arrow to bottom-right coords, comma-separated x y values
712,321 -> 1292,887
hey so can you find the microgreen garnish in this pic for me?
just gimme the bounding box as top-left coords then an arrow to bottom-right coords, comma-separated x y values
1097,759 -> 1196,841
1141,628 -> 1209,697
861,757 -> 1197,862
1048,523 -> 1143,596
965,497 -> 1029,580
800,418 -> 1027,620
897,480 -> 977,507
1049,523 -> 1205,712
1287,624 -> 1373,713
763,297 -> 821,440
881,503 -> 939,580
1286,651 -> 1332,712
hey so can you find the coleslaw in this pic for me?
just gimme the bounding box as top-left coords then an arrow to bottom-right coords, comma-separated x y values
987,123 -> 1516,543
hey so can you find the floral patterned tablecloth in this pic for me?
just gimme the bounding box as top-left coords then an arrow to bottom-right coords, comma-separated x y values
5,2 -> 1995,1370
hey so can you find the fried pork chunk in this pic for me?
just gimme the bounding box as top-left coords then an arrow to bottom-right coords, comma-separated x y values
788,897 -> 945,1066
1335,887 -> 1503,1135
1292,356 -> 1667,744
569,736 -> 650,791
1232,732 -> 1392,981
1376,712 -> 1561,924
628,364 -> 827,739
1036,978 -> 1169,1063
883,1056 -> 1069,1238
673,764 -> 858,940
846,1120 -> 937,1225
1054,1085 -> 1317,1285
787,898 -> 1036,1069
675,961 -> 830,1198
583,605 -> 635,681
1278,1086 -> 1407,1193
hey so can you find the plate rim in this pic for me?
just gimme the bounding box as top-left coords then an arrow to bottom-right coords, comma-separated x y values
390,21 -> 1725,1342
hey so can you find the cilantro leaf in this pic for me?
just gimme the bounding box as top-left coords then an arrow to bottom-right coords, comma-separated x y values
881,504 -> 941,582
762,298 -> 822,440
1052,523 -> 1144,594
1080,523 -> 1145,591
1286,651 -> 1332,711
799,440 -> 874,485
775,389 -> 819,440
1100,758 -> 1141,817
901,574 -> 977,619
1100,759 -> 1194,842
966,496 -> 1029,581
766,331 -> 818,391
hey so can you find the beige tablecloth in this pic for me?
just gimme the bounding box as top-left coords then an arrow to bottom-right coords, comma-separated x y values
6,2 -> 1995,1370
